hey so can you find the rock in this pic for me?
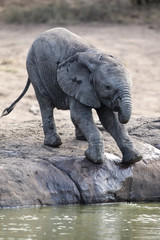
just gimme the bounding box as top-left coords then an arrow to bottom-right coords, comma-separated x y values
0,155 -> 80,207
41,144 -> 160,204
0,117 -> 160,207
0,143 -> 160,207
128,117 -> 160,150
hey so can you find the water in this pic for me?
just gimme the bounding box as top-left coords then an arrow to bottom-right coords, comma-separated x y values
0,203 -> 160,240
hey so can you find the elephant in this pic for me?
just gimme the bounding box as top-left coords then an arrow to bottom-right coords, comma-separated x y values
2,27 -> 142,164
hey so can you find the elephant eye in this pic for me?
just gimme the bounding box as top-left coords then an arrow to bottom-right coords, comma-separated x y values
105,85 -> 111,90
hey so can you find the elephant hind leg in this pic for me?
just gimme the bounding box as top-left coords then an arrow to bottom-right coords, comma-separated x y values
27,62 -> 62,147
40,97 -> 62,147
33,85 -> 62,147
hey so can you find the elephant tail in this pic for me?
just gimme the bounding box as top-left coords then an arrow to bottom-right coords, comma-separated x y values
1,78 -> 31,117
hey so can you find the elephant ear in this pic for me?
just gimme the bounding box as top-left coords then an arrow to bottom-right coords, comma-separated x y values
57,53 -> 101,108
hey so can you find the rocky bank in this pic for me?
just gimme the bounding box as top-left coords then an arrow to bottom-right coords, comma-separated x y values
0,117 -> 160,207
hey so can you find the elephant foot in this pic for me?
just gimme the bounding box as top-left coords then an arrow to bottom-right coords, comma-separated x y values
85,145 -> 104,164
122,149 -> 142,165
44,133 -> 62,147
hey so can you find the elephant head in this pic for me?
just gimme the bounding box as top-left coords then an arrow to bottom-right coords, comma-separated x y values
57,51 -> 132,124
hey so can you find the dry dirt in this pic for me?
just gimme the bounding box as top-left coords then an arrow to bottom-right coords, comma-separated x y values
0,23 -> 160,159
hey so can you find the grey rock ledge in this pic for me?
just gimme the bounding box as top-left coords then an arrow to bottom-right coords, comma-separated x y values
0,143 -> 160,208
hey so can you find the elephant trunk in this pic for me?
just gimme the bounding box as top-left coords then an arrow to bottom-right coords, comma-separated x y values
117,87 -> 132,124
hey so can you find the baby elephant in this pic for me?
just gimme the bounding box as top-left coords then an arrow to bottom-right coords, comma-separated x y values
2,27 -> 142,164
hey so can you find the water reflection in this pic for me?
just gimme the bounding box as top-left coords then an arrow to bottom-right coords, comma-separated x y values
0,203 -> 160,240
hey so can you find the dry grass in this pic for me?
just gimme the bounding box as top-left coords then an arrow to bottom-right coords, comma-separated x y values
0,0 -> 160,25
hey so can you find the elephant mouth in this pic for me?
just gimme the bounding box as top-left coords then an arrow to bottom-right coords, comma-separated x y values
112,96 -> 120,112
101,91 -> 132,124
113,106 -> 119,112
101,96 -> 120,112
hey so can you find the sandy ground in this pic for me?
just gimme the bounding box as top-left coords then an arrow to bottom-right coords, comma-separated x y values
0,23 -> 160,158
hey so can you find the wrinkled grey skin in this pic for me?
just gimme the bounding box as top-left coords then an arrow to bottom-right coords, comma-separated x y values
4,28 -> 142,164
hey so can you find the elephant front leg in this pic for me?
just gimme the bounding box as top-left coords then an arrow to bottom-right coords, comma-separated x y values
70,99 -> 104,164
73,124 -> 86,141
97,106 -> 142,164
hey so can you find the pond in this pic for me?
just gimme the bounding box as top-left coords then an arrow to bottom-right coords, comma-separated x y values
0,203 -> 160,240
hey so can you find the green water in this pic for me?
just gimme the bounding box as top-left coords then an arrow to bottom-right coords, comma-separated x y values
0,203 -> 160,240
